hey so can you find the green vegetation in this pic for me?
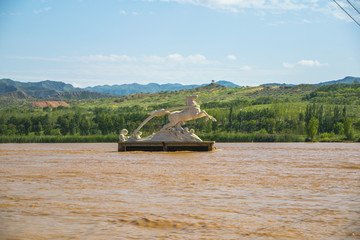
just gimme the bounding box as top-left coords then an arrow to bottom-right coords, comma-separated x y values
0,83 -> 359,143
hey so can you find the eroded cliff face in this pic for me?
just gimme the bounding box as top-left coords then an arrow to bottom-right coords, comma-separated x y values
30,101 -> 70,108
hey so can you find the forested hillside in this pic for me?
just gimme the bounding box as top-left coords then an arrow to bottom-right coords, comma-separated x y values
0,79 -> 112,102
0,83 -> 359,143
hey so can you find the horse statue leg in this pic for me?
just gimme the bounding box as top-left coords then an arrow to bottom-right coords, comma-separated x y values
199,110 -> 217,122
174,121 -> 185,131
161,121 -> 176,130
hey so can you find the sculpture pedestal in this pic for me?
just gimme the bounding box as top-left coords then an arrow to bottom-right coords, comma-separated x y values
118,141 -> 215,152
117,95 -> 217,152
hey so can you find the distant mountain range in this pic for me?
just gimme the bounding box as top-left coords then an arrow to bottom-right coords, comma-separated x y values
260,76 -> 359,87
317,76 -> 359,85
0,79 -> 110,99
0,79 -> 240,99
0,76 -> 358,100
83,80 -> 240,95
84,83 -> 200,96
261,83 -> 296,86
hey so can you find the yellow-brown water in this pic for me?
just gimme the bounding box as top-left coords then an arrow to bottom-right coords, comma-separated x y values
0,143 -> 359,239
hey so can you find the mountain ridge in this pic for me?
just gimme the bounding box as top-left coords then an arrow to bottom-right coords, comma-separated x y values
83,80 -> 240,95
0,78 -> 111,99
0,77 -> 358,100
317,76 -> 359,85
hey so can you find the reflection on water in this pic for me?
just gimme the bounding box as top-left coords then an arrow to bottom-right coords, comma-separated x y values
0,143 -> 359,239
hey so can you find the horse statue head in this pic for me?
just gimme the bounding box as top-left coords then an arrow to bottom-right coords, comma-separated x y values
186,95 -> 198,106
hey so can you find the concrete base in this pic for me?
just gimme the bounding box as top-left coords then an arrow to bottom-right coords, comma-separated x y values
118,141 -> 215,152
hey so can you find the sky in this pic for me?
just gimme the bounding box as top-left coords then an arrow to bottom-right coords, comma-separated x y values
0,0 -> 360,87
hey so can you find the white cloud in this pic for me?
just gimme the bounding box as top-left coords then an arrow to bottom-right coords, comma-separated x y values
167,53 -> 183,61
325,2 -> 350,21
283,60 -> 328,68
8,53 -> 209,65
166,53 -> 208,64
8,54 -> 136,63
268,20 -> 286,26
298,60 -> 326,67
33,7 -> 51,14
154,0 -> 359,23
302,19 -> 311,24
158,0 -> 310,12
8,56 -> 61,61
143,55 -> 165,63
283,62 -> 295,68
77,54 -> 135,62
5,53 -> 226,86
321,2 -> 360,22
227,55 -> 237,61
188,54 -> 207,64
119,10 -> 142,16
240,65 -> 252,71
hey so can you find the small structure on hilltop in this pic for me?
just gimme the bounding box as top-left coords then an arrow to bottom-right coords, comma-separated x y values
118,95 -> 216,152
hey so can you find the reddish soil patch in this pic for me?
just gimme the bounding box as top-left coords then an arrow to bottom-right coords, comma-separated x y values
30,101 -> 70,108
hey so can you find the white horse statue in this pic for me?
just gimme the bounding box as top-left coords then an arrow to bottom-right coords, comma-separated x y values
127,95 -> 216,140
161,95 -> 216,130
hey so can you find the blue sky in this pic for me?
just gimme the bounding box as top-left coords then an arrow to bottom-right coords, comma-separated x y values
0,0 -> 359,87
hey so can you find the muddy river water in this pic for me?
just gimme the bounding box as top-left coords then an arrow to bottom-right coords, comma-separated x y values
0,143 -> 359,239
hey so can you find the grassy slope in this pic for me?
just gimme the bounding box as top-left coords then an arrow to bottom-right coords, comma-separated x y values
75,84 -> 318,110
1,83 -> 319,110
1,83 -> 359,142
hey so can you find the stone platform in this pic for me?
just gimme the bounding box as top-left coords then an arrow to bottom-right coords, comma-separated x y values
118,141 -> 215,152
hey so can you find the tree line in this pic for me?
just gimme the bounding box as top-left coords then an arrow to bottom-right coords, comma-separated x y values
0,101 -> 358,141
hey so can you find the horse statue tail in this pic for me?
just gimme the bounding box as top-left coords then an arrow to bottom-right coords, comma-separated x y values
149,109 -> 170,117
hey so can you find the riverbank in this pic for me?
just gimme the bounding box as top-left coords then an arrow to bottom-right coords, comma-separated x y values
0,133 -> 358,143
0,135 -> 118,143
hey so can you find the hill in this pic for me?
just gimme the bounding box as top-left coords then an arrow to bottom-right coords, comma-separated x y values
0,80 -> 359,143
84,82 -> 200,95
2,76 -> 359,101
0,79 -> 112,99
84,80 -> 239,96
317,76 -> 359,85
0,78 -> 241,99
47,91 -> 112,99
215,80 -> 240,88
0,78 -> 80,92
304,83 -> 360,105
106,83 -> 320,110
261,83 -> 295,86
0,90 -> 32,99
